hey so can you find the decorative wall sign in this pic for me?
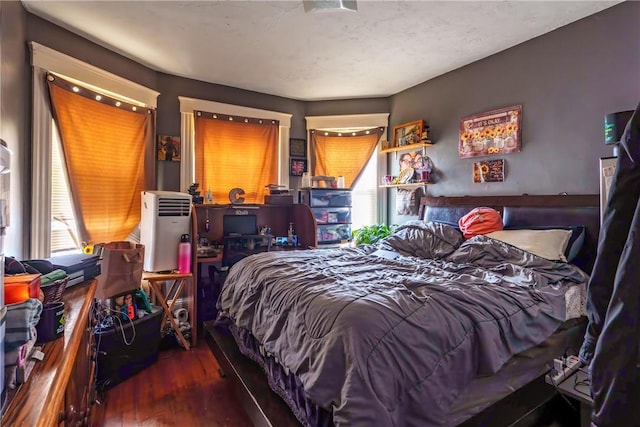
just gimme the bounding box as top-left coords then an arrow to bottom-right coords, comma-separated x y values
290,158 -> 308,176
473,159 -> 505,183
393,120 -> 425,148
459,105 -> 522,158
157,135 -> 181,161
289,138 -> 307,158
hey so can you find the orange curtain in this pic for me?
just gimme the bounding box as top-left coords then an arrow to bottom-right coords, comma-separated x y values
194,112 -> 278,204
312,128 -> 383,188
47,74 -> 155,245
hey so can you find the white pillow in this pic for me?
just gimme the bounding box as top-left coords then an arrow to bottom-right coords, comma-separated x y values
485,229 -> 572,262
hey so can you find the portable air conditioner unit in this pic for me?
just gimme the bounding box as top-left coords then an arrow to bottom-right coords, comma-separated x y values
140,191 -> 192,272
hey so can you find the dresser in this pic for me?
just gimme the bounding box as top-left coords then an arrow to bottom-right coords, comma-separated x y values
2,279 -> 97,426
299,188 -> 352,247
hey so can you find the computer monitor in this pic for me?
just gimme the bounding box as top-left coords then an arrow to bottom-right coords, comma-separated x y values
223,214 -> 257,236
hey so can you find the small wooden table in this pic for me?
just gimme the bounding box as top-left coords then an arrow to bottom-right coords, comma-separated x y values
143,271 -> 194,350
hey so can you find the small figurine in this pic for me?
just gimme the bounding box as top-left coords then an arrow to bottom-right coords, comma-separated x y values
421,126 -> 430,142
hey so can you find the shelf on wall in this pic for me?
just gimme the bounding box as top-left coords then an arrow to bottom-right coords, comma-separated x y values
379,182 -> 433,188
380,141 -> 433,154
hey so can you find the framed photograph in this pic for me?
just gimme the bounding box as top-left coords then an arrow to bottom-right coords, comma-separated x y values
459,105 -> 522,158
289,158 -> 308,176
392,120 -> 425,148
289,138 -> 307,158
157,135 -> 181,162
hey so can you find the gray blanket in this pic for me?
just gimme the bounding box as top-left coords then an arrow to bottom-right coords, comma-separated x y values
217,222 -> 589,426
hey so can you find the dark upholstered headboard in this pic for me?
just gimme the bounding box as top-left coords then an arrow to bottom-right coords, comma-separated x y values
420,195 -> 600,273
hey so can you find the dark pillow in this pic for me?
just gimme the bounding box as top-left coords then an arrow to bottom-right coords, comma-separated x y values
22,259 -> 55,274
503,225 -> 585,262
5,256 -> 26,274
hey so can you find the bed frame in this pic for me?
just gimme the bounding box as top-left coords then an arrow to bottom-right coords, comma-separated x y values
205,193 -> 600,427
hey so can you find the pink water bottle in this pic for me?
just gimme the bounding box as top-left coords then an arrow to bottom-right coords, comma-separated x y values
178,234 -> 191,274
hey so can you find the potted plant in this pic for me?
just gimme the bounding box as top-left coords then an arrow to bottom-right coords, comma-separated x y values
352,224 -> 396,246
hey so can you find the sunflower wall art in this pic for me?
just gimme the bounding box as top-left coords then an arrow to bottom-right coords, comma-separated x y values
459,105 -> 522,158
473,159 -> 505,183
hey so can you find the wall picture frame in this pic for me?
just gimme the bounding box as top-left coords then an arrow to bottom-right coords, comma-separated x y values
459,105 -> 522,158
392,120 -> 425,148
289,138 -> 307,158
157,135 -> 181,161
473,158 -> 506,183
290,158 -> 308,176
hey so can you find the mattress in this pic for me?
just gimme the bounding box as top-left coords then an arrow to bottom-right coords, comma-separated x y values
225,317 -> 586,427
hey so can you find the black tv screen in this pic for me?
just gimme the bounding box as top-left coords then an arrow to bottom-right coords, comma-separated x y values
223,214 -> 257,236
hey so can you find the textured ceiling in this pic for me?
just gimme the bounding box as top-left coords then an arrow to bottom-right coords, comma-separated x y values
22,1 -> 621,101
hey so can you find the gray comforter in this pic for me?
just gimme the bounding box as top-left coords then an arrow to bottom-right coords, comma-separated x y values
217,222 -> 589,426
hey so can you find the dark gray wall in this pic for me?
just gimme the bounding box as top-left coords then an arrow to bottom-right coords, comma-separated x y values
388,2 -> 640,225
27,14 -> 157,90
305,98 -> 390,118
1,1 -> 30,257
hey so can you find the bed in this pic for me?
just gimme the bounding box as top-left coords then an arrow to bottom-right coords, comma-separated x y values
206,194 -> 600,427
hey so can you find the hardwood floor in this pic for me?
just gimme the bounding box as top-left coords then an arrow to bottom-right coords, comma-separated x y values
93,344 -> 253,427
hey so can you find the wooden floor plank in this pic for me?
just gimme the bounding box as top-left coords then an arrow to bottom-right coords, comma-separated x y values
95,344 -> 252,427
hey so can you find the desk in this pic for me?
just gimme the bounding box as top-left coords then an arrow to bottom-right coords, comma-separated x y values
143,272 -> 194,350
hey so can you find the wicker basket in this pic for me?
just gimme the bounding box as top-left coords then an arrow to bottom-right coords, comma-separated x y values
41,276 -> 69,304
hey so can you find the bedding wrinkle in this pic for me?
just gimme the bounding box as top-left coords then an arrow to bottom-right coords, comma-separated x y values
217,225 -> 590,427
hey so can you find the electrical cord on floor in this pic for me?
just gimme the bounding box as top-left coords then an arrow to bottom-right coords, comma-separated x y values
573,366 -> 592,399
553,382 -> 579,413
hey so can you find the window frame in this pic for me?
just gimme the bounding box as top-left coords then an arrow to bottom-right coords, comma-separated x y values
29,41 -> 159,258
305,113 -> 390,225
179,97 -> 292,193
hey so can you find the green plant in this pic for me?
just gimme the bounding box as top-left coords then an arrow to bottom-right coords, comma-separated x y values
352,224 -> 395,245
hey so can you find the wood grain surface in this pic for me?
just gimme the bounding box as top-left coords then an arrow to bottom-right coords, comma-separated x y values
2,279 -> 97,426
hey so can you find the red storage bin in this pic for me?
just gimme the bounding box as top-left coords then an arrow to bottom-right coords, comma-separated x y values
4,273 -> 41,304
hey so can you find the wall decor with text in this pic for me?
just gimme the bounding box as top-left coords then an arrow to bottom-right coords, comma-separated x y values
473,159 -> 505,183
289,138 -> 307,158
459,105 -> 521,158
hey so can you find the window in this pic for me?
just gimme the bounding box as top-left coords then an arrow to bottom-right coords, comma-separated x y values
30,42 -> 159,258
306,114 -> 390,226
179,98 -> 292,194
194,112 -> 279,204
47,73 -> 155,248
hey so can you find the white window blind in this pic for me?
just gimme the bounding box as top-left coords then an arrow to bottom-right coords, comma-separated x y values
351,150 -> 377,230
51,121 -> 81,254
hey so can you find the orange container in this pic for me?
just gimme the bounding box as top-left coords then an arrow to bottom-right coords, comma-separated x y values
4,273 -> 42,304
